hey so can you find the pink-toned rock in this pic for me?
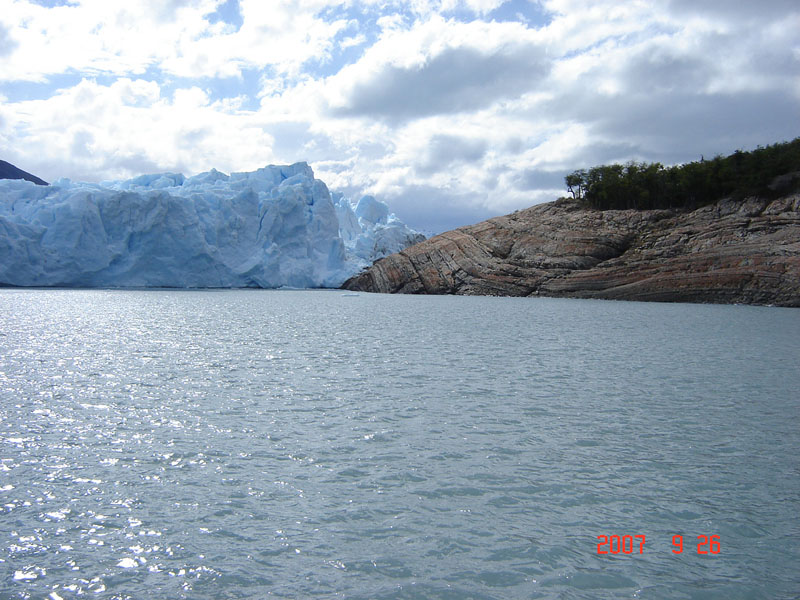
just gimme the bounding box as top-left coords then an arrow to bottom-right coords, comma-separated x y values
343,195 -> 800,306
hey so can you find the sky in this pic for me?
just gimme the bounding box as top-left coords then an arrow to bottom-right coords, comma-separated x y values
1,0 -> 798,233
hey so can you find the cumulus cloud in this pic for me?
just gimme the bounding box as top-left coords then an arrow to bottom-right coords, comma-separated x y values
0,0 -> 349,81
0,22 -> 17,57
326,17 -> 548,122
666,0 -> 800,22
379,183 -> 498,235
1,77 -> 275,181
2,0 -> 799,232
418,134 -> 488,175
331,44 -> 548,121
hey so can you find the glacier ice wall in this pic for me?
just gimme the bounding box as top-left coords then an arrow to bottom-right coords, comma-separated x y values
335,193 -> 425,269
0,162 -> 424,288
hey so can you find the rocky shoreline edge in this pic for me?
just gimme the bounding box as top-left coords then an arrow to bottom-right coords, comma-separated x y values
343,195 -> 800,307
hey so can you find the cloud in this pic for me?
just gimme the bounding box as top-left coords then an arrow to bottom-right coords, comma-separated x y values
328,17 -> 549,122
417,134 -> 488,175
379,183 -> 498,234
2,0 -> 799,234
621,46 -> 712,94
666,0 -> 800,22
0,77 -> 275,182
513,168 -> 568,192
332,44 -> 548,121
1,0 -> 350,82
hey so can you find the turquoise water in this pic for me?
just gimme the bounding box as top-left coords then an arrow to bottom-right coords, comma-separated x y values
1,290 -> 798,599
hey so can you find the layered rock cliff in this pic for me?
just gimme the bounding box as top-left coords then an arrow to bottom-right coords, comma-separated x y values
342,195 -> 800,306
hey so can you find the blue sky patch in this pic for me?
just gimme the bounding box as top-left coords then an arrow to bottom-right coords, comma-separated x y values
26,0 -> 75,6
488,0 -> 551,26
205,0 -> 243,31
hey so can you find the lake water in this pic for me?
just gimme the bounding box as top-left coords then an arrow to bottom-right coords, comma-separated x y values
0,289 -> 798,600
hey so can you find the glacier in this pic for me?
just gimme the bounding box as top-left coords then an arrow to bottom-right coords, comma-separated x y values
0,162 -> 424,288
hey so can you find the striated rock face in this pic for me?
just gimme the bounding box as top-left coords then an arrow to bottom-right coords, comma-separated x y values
342,195 -> 800,306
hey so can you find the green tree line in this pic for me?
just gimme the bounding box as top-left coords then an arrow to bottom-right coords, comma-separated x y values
565,138 -> 800,210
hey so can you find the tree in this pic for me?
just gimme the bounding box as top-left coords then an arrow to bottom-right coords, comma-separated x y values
565,169 -> 587,199
562,138 -> 800,211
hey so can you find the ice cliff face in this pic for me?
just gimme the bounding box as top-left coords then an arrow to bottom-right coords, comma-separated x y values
335,193 -> 425,267
0,162 -> 423,288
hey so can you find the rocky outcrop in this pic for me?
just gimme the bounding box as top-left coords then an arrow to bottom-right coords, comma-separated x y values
342,195 -> 800,306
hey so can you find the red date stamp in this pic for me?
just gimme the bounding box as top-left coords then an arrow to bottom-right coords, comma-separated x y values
596,534 -> 720,554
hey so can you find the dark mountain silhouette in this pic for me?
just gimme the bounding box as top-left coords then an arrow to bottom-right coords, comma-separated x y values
0,160 -> 48,185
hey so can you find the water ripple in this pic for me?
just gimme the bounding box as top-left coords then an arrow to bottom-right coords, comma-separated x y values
1,290 -> 798,599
